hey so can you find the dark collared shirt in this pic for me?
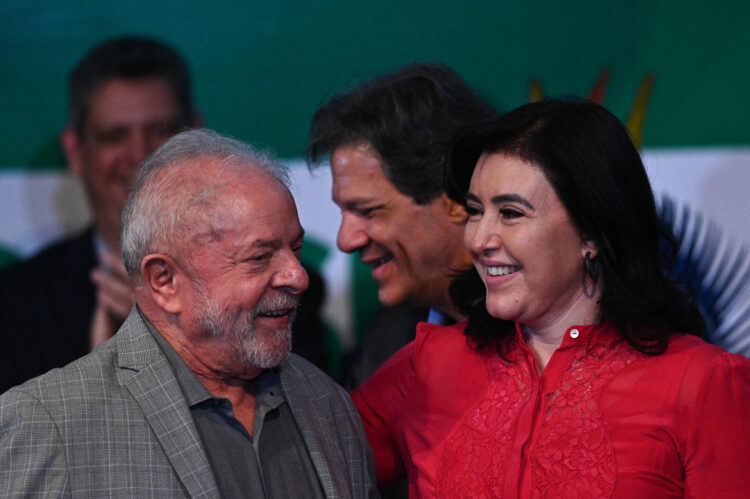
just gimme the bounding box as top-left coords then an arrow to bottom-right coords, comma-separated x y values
142,310 -> 324,498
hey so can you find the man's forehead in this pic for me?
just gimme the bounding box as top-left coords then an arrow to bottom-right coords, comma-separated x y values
172,158 -> 294,213
227,219 -> 304,248
331,145 -> 389,182
91,76 -> 177,103
331,142 -> 384,169
167,156 -> 282,188
85,78 -> 179,124
331,144 -> 410,208
194,191 -> 302,257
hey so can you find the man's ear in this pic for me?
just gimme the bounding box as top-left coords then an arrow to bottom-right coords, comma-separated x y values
441,194 -> 468,223
60,127 -> 84,178
141,254 -> 184,314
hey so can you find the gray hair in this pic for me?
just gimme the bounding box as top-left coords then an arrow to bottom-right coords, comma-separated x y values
121,128 -> 290,279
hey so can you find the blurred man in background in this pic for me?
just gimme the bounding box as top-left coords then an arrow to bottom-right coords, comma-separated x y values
0,38 -> 197,394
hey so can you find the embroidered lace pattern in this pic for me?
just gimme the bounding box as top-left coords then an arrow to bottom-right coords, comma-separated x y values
436,337 -> 644,498
435,356 -> 533,498
530,339 -> 642,498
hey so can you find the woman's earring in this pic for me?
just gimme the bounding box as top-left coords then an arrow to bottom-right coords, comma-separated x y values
584,251 -> 599,283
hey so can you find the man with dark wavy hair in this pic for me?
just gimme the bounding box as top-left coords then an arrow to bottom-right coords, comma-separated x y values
307,63 -> 497,386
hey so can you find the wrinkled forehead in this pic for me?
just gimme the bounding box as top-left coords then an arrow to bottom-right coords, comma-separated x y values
156,155 -> 295,227
188,182 -> 301,261
214,174 -> 297,223
161,154 -> 285,190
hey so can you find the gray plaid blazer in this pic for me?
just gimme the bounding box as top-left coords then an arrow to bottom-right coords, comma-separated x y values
0,309 -> 377,498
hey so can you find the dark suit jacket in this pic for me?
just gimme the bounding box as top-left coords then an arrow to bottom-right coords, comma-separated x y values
0,227 -> 329,393
0,308 -> 377,498
345,304 -> 429,389
0,227 -> 96,393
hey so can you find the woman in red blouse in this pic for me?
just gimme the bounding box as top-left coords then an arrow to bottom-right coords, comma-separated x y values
352,99 -> 750,498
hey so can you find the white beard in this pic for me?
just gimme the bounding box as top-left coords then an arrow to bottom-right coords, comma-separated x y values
196,285 -> 297,370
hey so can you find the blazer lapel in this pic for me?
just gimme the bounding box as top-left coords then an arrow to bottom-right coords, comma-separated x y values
281,364 -> 351,498
116,310 -> 220,499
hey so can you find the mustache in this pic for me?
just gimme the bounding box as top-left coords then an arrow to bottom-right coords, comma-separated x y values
253,292 -> 300,317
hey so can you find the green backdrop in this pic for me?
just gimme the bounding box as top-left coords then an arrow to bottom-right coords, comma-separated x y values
2,0 -> 748,171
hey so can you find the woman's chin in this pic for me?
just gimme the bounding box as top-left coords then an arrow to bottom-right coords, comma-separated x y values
485,303 -> 519,323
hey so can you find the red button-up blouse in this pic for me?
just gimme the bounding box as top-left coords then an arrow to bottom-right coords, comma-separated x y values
352,321 -> 750,498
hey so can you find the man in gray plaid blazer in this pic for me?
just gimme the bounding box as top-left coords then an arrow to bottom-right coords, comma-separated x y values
0,130 -> 377,498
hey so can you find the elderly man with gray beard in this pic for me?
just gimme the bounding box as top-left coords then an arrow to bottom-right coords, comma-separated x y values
0,129 -> 377,498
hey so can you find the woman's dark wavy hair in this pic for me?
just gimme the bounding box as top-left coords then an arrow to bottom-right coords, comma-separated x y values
445,99 -> 705,355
